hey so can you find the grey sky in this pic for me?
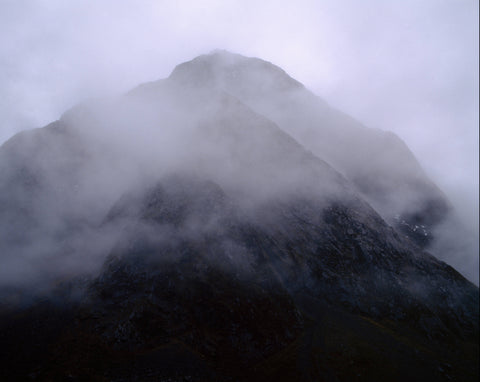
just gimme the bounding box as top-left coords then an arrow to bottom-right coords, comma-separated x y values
0,0 -> 478,235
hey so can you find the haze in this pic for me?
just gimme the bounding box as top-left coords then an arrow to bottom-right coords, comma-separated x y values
0,1 -> 478,282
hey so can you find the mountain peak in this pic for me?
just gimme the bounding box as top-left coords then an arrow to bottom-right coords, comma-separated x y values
168,50 -> 304,92
206,48 -> 245,60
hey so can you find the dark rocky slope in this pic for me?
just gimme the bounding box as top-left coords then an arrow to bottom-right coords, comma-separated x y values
0,176 -> 478,381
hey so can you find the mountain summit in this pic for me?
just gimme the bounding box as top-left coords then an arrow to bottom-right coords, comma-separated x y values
0,52 -> 477,381
169,51 -> 450,241
169,50 -> 304,92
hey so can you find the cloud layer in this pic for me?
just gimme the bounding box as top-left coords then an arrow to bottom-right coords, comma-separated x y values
0,0 -> 478,274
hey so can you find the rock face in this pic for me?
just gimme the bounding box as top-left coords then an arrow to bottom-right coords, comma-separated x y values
0,51 -> 478,381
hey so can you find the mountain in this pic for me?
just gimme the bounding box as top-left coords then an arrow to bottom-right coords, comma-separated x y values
0,51 -> 477,381
163,50 -> 477,281
166,50 -> 450,244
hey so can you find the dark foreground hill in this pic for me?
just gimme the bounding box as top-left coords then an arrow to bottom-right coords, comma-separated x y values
0,51 -> 478,381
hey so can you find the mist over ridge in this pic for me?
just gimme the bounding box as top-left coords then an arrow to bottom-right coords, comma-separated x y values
0,50 -> 477,287
166,50 -> 477,283
0,50 -> 478,381
1,1 -> 476,276
0,1 -> 477,378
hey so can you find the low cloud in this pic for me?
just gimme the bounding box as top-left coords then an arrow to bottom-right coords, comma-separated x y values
0,1 -> 477,287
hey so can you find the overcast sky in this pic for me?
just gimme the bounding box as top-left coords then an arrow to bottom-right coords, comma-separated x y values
0,0 -> 478,233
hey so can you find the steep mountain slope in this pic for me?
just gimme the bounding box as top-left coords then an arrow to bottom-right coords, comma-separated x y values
0,175 -> 477,381
165,50 -> 450,247
0,52 -> 477,381
0,75 -> 353,287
